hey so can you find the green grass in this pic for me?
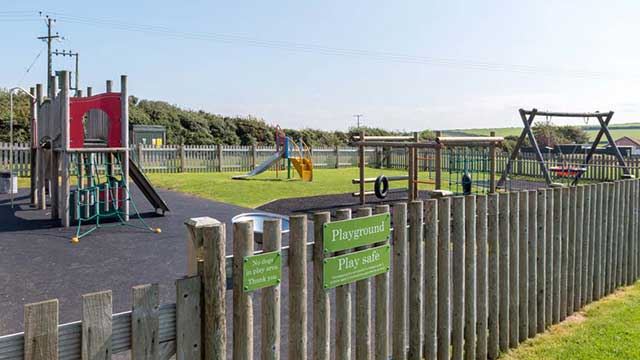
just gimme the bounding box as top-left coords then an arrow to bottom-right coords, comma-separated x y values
146,168 -> 411,208
146,167 -> 483,208
502,281 -> 640,360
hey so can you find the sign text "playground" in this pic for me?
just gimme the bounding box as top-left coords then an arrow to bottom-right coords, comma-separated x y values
322,213 -> 391,252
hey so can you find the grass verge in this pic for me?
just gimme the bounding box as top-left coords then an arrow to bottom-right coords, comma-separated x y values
501,281 -> 640,360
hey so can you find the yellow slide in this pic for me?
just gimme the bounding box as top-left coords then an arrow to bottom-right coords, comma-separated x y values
290,157 -> 313,181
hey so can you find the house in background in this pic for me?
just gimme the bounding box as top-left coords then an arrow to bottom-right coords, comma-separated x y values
614,136 -> 640,155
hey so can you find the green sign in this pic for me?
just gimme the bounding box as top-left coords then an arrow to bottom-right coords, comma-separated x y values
243,251 -> 281,292
323,213 -> 391,253
322,244 -> 391,289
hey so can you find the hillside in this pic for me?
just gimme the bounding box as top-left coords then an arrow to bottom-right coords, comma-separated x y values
453,123 -> 640,142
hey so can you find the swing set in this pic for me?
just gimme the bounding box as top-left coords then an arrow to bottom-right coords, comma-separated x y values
498,108 -> 633,188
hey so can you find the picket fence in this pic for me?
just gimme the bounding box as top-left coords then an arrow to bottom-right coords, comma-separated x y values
3,142 -> 640,184
1,179 -> 639,359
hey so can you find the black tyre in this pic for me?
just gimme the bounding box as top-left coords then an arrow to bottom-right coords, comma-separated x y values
374,175 -> 389,199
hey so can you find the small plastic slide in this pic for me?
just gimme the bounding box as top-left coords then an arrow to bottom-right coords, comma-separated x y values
129,157 -> 170,214
232,150 -> 285,180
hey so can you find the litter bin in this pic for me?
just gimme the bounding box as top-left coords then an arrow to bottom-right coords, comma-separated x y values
0,171 -> 18,194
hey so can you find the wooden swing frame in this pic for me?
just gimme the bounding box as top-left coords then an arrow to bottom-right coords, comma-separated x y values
498,108 -> 632,188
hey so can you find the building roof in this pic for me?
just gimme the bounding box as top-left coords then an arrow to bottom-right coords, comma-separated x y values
615,136 -> 640,147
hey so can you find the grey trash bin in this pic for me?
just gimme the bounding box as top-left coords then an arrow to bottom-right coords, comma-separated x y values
0,171 -> 18,194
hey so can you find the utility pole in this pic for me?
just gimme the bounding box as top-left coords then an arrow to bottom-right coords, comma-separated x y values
353,114 -> 363,129
37,14 -> 61,93
53,50 -> 79,95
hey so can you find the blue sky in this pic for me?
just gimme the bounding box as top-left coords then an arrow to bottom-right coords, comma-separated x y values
2,1 -> 640,131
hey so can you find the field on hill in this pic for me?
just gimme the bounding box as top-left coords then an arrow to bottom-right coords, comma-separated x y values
450,122 -> 640,142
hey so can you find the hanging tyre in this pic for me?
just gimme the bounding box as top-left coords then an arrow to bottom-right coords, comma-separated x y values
374,175 -> 389,199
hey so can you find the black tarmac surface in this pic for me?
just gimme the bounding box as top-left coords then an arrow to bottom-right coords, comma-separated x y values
0,186 -> 252,335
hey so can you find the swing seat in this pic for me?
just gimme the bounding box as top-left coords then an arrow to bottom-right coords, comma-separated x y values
549,166 -> 586,177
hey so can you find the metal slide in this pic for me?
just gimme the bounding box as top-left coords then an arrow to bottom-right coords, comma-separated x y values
232,150 -> 285,179
129,157 -> 170,214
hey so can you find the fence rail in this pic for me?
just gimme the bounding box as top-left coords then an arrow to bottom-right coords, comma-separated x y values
1,179 -> 639,359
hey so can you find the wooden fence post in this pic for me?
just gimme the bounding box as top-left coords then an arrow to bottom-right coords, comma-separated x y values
409,201 -> 424,360
527,190 -> 537,338
487,194 -> 500,359
436,198 -> 451,360
132,284 -> 160,360
435,131 -> 442,190
176,276 -> 202,360
586,184 -> 596,303
392,203 -> 408,360
464,195 -> 477,360
262,219 -> 281,360
217,144 -> 223,172
567,187 -> 577,315
574,186 -> 584,311
535,189 -> 546,334
605,183 -> 614,296
560,188 -> 569,319
593,184 -> 603,301
334,209 -> 352,360
233,221 -> 254,360
24,299 -> 59,360
552,189 -> 562,324
356,207 -> 373,360
335,145 -> 340,169
476,195 -> 488,359
204,224 -> 226,360
509,192 -> 519,348
82,291 -> 113,359
180,144 -> 186,172
545,188 -> 554,327
452,196 -> 465,359
518,192 -> 529,342
498,193 -> 510,352
313,212 -> 331,360
424,199 -> 438,360
138,144 -> 144,170
288,215 -> 308,360
374,204 -> 391,360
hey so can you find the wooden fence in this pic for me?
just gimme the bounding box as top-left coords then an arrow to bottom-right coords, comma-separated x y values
3,142 -> 640,183
1,178 -> 639,359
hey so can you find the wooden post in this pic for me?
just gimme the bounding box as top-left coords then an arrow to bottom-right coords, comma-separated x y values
435,131 -> 442,190
176,277 -> 202,360
262,219 -> 281,360
335,145 -> 340,168
217,144 -> 223,172
487,194 -> 500,359
436,198 -> 451,360
59,71 -> 71,227
374,204 -> 390,360
552,188 -> 562,324
359,131 -> 366,205
132,284 -> 160,360
24,299 -> 59,360
567,187 -> 577,315
498,193 -> 510,352
313,212 -> 331,360
82,291 -> 112,359
233,221 -> 254,360
106,79 -> 113,92
592,184 -> 602,301
518,192 -> 529,342
489,131 -> 497,193
180,144 -> 186,172
29,86 -> 38,206
559,188 -> 569,319
527,190 -> 537,338
605,183 -> 614,296
544,189 -> 555,327
581,185 -> 591,307
573,186 -> 584,310
409,201 -> 424,360
35,83 -> 46,210
392,203 -> 408,360
203,224 -> 226,360
587,184 -> 596,303
334,209 -> 352,360
452,196 -> 465,359
464,195 -> 477,360
424,199 -> 438,360
509,192 -> 519,347
120,75 -> 130,221
536,189 -> 547,333
288,215 -> 308,360
356,207 -> 373,360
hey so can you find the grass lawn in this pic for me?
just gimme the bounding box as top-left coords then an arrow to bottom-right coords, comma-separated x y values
146,168 -> 414,208
502,281 -> 640,360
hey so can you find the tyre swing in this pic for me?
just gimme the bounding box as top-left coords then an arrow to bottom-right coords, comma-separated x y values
374,175 -> 389,199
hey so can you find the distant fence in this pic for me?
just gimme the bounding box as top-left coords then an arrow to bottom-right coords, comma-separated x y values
1,179 -> 639,359
3,142 -> 640,182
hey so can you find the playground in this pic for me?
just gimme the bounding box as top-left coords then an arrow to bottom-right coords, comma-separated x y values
1,73 -> 640,360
